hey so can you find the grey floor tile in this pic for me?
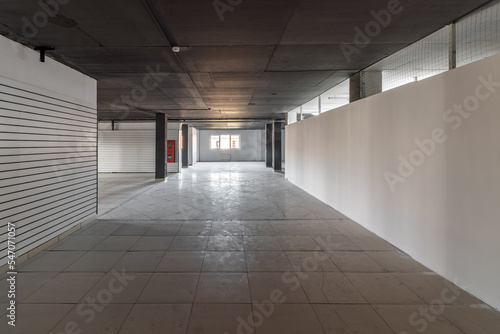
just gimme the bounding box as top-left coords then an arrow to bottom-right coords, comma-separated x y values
19,251 -> 86,272
206,235 -> 244,251
93,236 -> 141,251
51,235 -> 107,251
111,223 -> 153,236
0,304 -> 73,334
347,235 -> 398,251
130,236 -> 174,251
346,273 -> 426,304
24,272 -> 104,303
255,304 -> 325,334
138,273 -> 198,303
277,235 -> 320,251
241,222 -> 275,235
51,304 -> 133,334
286,251 -> 339,272
177,221 -> 211,236
374,304 -> 465,334
248,272 -> 309,304
313,304 -> 393,334
81,272 -> 152,304
243,236 -> 283,251
65,251 -> 126,272
297,272 -> 367,304
0,272 -> 58,303
210,221 -> 242,235
366,250 -> 431,272
187,304 -> 254,334
77,222 -> 121,236
156,251 -> 205,272
327,251 -> 386,272
246,251 -> 293,272
312,234 -> 360,251
145,221 -> 182,236
113,251 -> 165,272
202,251 -> 247,272
443,304 -> 500,334
118,304 -> 191,334
195,272 -> 251,303
169,236 -> 208,251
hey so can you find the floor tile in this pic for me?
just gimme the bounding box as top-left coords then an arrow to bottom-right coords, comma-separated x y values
51,303 -> 133,334
286,251 -> 339,272
206,236 -> 244,251
24,272 -> 104,303
297,272 -> 366,303
156,251 -> 205,272
248,272 -> 309,303
313,304 -> 393,334
177,221 -> 211,236
187,304 -> 254,334
77,222 -> 121,236
255,304 -> 325,334
346,273 -> 426,304
138,273 -> 199,303
277,235 -> 319,251
0,304 -> 73,334
93,236 -> 141,251
0,272 -> 58,303
311,234 -> 360,251
113,251 -> 165,272
210,221 -> 242,235
243,236 -> 283,251
144,221 -> 182,236
195,273 -> 251,303
130,236 -> 174,251
366,250 -> 431,272
347,235 -> 398,251
327,251 -> 386,272
18,251 -> 86,272
241,222 -> 275,235
443,304 -> 500,334
169,236 -> 208,251
374,304 -> 465,334
245,251 -> 293,272
65,251 -> 125,272
118,304 -> 191,334
81,272 -> 152,304
111,223 -> 153,236
51,235 -> 107,251
202,251 -> 247,272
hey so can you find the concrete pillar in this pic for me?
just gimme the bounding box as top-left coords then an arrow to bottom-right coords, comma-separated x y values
349,72 -> 362,103
362,70 -> 383,97
272,121 -> 282,171
155,113 -> 167,180
265,123 -> 273,167
182,124 -> 189,168
449,23 -> 457,70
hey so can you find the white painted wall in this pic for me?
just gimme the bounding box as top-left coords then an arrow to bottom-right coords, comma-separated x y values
286,52 -> 500,310
199,129 -> 265,162
192,128 -> 199,165
0,35 -> 97,266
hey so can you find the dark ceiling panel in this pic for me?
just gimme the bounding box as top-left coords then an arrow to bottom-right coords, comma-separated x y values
106,47 -> 184,73
143,0 -> 299,46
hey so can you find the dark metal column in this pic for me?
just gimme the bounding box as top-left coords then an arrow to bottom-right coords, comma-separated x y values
265,123 -> 273,167
182,124 -> 189,168
155,113 -> 167,179
272,121 -> 282,171
349,72 -> 362,103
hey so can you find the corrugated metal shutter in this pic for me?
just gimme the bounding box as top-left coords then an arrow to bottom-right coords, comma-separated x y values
98,130 -> 155,173
0,77 -> 97,265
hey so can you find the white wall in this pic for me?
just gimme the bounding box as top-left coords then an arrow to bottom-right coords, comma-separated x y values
286,52 -> 500,310
192,128 -> 199,165
0,35 -> 97,266
199,129 -> 265,162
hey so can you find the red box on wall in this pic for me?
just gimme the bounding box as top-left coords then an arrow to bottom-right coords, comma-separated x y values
167,140 -> 175,163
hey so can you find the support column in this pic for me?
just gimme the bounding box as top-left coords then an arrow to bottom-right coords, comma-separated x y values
265,123 -> 273,167
449,23 -> 457,70
182,123 -> 189,168
349,72 -> 362,103
362,70 -> 382,98
272,121 -> 282,171
155,113 -> 167,180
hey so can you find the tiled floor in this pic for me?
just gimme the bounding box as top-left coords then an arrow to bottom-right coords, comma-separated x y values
1,162 -> 500,333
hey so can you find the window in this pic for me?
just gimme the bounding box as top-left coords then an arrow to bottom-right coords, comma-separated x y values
210,135 -> 220,149
231,135 -> 240,149
220,135 -> 230,149
210,134 -> 241,150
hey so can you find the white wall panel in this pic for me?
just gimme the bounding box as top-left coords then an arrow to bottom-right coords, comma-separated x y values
98,130 -> 155,173
286,52 -> 500,310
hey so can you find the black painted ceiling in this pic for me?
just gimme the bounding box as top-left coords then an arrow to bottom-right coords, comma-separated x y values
0,0 -> 492,128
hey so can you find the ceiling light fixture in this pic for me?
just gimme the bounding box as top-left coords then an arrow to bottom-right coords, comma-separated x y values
172,46 -> 180,52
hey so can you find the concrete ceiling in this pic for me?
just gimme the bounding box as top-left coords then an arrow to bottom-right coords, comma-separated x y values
0,0 -> 492,129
